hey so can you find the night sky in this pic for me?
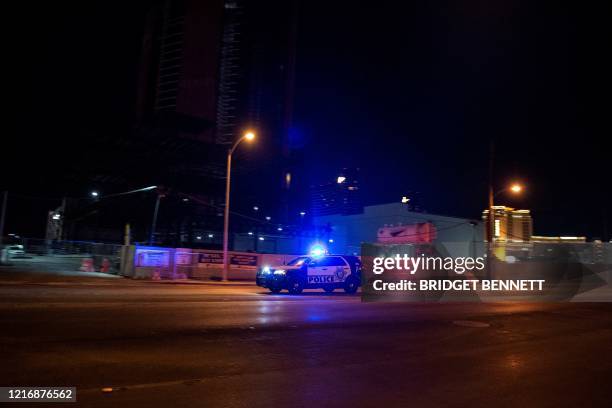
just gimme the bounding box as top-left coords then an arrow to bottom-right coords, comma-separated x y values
4,0 -> 610,239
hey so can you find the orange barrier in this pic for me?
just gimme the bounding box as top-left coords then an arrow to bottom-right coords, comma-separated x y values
100,258 -> 111,273
80,258 -> 94,272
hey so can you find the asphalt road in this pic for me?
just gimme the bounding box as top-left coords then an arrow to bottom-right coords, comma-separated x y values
1,274 -> 612,407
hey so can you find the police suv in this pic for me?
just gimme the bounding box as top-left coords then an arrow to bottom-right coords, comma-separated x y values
256,255 -> 361,294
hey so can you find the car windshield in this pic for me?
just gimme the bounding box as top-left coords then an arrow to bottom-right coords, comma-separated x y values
287,257 -> 310,266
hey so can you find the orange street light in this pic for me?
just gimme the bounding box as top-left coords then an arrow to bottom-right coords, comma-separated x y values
222,130 -> 257,281
510,183 -> 522,193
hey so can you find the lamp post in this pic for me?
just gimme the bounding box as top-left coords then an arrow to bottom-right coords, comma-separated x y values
488,183 -> 524,256
149,190 -> 164,246
222,131 -> 256,281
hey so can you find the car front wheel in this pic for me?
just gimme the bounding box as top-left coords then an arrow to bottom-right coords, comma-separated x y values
269,287 -> 282,294
287,278 -> 304,294
344,276 -> 359,294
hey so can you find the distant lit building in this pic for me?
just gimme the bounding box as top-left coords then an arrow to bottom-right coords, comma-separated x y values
482,206 -> 533,242
310,168 -> 362,217
399,190 -> 424,212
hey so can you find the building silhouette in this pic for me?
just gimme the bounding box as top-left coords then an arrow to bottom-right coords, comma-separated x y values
130,0 -> 302,244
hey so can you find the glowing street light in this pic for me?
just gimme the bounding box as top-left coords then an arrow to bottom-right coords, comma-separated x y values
222,130 -> 256,282
510,184 -> 522,193
337,176 -> 346,184
488,182 -> 526,254
494,183 -> 524,198
90,191 -> 99,198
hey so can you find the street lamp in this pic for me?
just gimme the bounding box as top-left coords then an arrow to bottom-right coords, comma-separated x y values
488,183 -> 524,256
510,183 -> 522,194
495,183 -> 523,199
149,187 -> 165,246
222,130 -> 256,281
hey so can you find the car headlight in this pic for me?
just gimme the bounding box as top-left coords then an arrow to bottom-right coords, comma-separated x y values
262,266 -> 271,274
273,269 -> 286,275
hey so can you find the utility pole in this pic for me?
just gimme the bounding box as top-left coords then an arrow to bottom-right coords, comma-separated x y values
603,207 -> 609,242
124,223 -> 131,246
487,140 -> 495,279
222,147 -> 233,281
0,191 -> 7,246
149,191 -> 163,246
58,197 -> 66,241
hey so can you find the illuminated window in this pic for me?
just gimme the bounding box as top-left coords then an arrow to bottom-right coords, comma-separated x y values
494,219 -> 501,237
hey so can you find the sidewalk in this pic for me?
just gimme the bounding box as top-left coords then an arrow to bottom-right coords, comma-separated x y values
0,264 -> 256,286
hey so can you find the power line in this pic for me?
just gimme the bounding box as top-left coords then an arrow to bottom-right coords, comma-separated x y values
5,185 -> 158,203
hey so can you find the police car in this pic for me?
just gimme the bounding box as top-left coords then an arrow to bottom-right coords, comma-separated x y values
256,255 -> 361,294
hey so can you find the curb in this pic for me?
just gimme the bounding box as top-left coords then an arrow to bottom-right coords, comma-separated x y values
140,279 -> 256,286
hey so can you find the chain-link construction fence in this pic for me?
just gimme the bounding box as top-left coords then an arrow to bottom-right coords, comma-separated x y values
0,238 -> 123,274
